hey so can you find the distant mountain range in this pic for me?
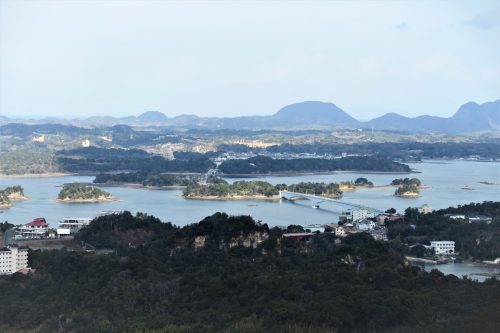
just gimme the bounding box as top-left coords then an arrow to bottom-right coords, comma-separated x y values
1,100 -> 498,134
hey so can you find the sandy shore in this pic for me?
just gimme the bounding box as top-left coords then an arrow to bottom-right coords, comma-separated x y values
54,196 -> 121,203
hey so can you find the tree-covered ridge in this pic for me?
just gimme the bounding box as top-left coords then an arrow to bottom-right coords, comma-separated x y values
56,147 -> 215,173
388,202 -> 500,259
57,183 -> 111,200
183,180 -> 343,199
219,155 -> 411,174
1,211 -> 499,332
94,172 -> 199,187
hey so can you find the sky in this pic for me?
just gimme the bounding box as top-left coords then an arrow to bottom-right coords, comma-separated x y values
0,0 -> 499,120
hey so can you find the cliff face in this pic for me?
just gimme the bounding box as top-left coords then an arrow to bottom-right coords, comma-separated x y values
228,231 -> 269,249
192,231 -> 269,250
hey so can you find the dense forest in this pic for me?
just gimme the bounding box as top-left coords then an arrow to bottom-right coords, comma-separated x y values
387,202 -> 500,259
56,147 -> 215,173
219,155 -> 411,174
219,142 -> 500,160
0,211 -> 499,332
57,183 -> 111,200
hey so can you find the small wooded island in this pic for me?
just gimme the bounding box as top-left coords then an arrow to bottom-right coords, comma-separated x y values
56,183 -> 117,203
183,180 -> 343,200
392,178 -> 422,198
0,185 -> 27,208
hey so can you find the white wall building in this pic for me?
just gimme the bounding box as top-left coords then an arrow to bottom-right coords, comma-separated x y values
430,241 -> 455,255
340,209 -> 375,222
418,204 -> 432,214
0,246 -> 29,275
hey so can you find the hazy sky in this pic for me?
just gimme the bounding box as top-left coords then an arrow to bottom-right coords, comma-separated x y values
1,1 -> 499,120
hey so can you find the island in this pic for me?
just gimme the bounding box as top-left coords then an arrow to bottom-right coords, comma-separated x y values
183,180 -> 343,200
394,184 -> 420,198
184,180 -> 280,200
56,183 -> 117,203
0,185 -> 27,208
354,177 -> 374,187
391,178 -> 422,198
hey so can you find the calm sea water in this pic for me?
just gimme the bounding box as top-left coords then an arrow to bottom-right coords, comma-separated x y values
1,160 -> 498,228
1,160 -> 499,279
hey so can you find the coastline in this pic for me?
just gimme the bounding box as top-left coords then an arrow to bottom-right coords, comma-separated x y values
54,196 -> 121,203
0,172 -> 73,179
96,183 -> 187,190
222,170 -> 416,178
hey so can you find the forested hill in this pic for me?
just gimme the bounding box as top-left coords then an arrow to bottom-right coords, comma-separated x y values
219,155 -> 411,174
56,147 -> 215,173
1,211 -> 499,332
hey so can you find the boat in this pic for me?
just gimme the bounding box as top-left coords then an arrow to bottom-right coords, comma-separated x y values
312,204 -> 320,209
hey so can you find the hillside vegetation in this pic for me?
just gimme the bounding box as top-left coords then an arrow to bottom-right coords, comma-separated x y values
0,211 -> 499,332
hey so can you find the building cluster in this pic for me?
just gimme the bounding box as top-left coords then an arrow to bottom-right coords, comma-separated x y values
333,208 -> 396,241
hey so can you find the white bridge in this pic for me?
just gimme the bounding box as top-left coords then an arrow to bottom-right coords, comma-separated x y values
279,190 -> 383,213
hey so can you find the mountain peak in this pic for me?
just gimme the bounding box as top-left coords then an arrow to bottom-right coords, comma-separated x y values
138,111 -> 168,122
273,101 -> 359,126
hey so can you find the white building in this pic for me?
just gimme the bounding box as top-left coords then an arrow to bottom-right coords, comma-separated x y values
57,217 -> 93,236
335,226 -> 346,237
304,224 -> 325,233
418,204 -> 432,214
340,209 -> 375,222
0,246 -> 29,275
430,241 -> 455,255
81,138 -> 91,147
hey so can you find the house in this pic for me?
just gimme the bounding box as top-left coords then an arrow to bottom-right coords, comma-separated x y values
15,218 -> 49,239
335,226 -> 346,237
0,246 -> 29,275
418,204 -> 432,214
430,241 -> 455,255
